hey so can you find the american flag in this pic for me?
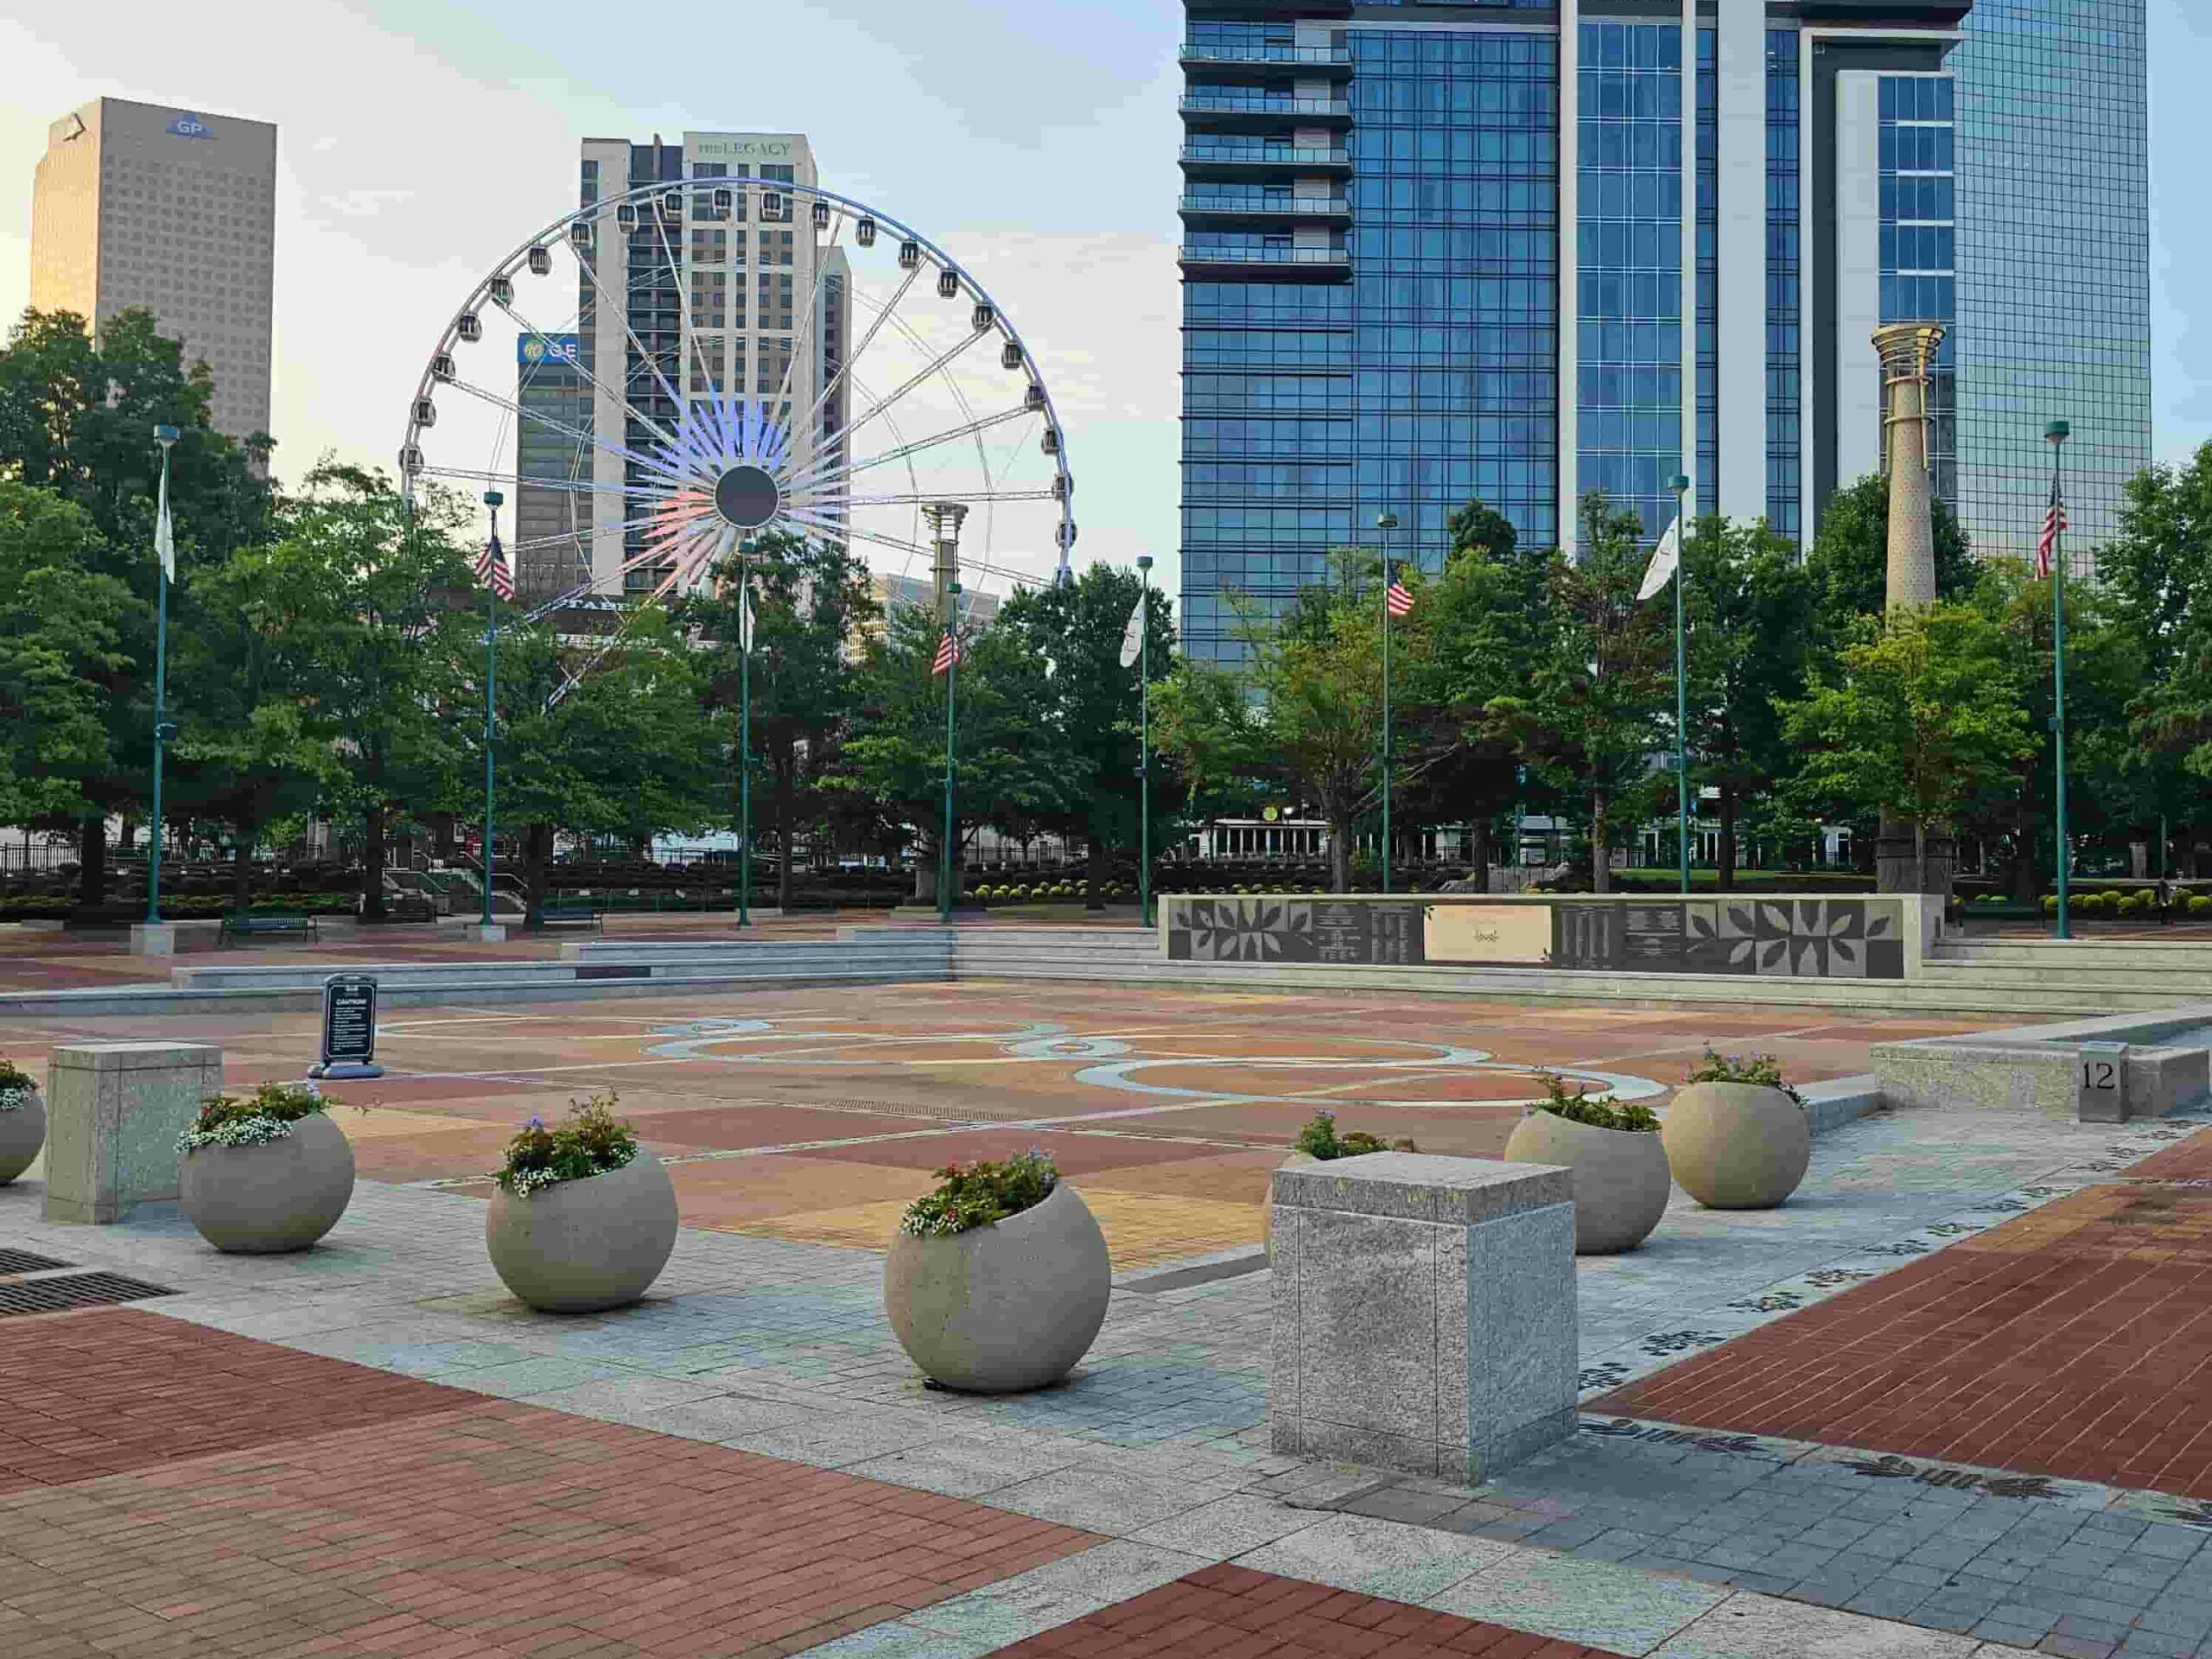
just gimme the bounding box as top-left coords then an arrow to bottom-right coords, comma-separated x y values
931,628 -> 963,677
474,528 -> 514,601
2037,483 -> 2068,581
1385,575 -> 1414,619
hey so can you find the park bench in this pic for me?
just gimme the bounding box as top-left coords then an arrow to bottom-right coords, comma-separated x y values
218,912 -> 320,947
534,900 -> 604,933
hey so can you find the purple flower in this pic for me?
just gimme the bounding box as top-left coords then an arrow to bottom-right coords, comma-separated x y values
524,1115 -> 545,1130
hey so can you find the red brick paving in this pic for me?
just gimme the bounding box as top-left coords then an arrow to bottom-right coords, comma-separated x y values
1592,1141 -> 2212,1498
0,1310 -> 1097,1658
983,1564 -> 1612,1658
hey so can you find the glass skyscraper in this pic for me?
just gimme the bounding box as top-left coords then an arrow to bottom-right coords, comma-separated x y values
1178,0 -> 2145,663
1953,0 -> 2151,574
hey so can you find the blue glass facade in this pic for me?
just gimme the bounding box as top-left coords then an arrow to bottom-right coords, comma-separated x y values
1878,73 -> 1957,512
1176,3 -> 2014,661
1179,19 -> 1556,664
1952,0 -> 2151,572
1574,21 -> 1682,543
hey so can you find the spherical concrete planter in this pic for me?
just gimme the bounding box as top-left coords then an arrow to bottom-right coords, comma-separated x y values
1662,1082 -> 1810,1210
0,1090 -> 45,1185
1503,1109 -> 1671,1254
180,1112 -> 355,1253
485,1154 -> 678,1313
884,1182 -> 1110,1394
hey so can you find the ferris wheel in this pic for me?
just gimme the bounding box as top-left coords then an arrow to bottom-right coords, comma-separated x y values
397,175 -> 1077,700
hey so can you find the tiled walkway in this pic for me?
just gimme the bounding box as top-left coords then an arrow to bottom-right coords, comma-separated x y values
987,1564 -> 1613,1657
0,1310 -> 1099,1658
1591,1179 -> 2212,1499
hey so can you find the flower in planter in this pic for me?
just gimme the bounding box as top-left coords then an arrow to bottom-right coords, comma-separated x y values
1528,1071 -> 1660,1133
1682,1048 -> 1804,1109
1292,1109 -> 1415,1160
178,1081 -> 331,1152
0,1059 -> 34,1111
899,1150 -> 1059,1237
493,1094 -> 639,1198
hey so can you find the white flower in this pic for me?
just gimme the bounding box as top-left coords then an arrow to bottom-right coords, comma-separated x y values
0,1084 -> 32,1114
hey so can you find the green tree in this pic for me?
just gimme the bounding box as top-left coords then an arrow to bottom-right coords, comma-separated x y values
251,465 -> 474,919
1803,470 -> 1975,647
1681,516 -> 1816,886
1783,603 -> 2036,892
447,605 -> 721,913
0,307 -> 276,904
0,482 -> 134,834
1484,493 -> 1669,893
996,563 -> 1177,906
2100,442 -> 2212,874
835,600 -> 1082,904
682,531 -> 878,911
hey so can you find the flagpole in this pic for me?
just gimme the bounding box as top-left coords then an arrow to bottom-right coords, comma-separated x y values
1376,512 -> 1398,896
941,582 -> 961,925
738,534 -> 753,931
1136,555 -> 1154,928
481,491 -> 501,931
2047,420 -> 2070,942
148,424 -> 179,929
1671,474 -> 1691,895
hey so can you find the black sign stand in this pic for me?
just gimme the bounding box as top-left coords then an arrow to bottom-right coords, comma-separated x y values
309,973 -> 384,1079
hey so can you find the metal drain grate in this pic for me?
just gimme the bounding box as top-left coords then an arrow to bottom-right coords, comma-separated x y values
0,1248 -> 73,1277
0,1272 -> 175,1317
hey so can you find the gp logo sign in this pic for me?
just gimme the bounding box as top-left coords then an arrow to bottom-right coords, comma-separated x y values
166,114 -> 213,140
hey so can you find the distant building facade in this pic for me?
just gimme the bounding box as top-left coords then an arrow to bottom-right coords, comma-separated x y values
29,97 -> 276,443
566,131 -> 849,600
1952,0 -> 2151,575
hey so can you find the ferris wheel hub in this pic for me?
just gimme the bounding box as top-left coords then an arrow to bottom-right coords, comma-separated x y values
713,464 -> 782,531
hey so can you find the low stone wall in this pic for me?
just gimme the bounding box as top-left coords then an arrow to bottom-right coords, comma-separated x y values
1872,1033 -> 2210,1121
1162,893 -> 1931,983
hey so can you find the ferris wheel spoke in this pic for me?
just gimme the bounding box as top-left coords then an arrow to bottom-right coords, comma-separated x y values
571,239 -> 689,428
785,486 -> 1058,510
817,327 -> 991,466
648,206 -> 726,408
790,404 -> 1033,495
440,372 -> 689,491
794,263 -> 922,468
508,507 -> 681,556
504,304 -> 682,454
416,464 -> 648,502
772,216 -> 845,417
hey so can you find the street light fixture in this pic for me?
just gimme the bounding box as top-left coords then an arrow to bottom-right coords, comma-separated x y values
1135,555 -> 1154,928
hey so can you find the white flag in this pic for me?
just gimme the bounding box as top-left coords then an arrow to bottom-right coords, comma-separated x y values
154,465 -> 175,583
1117,593 -> 1146,669
739,587 -> 754,652
1636,516 -> 1681,602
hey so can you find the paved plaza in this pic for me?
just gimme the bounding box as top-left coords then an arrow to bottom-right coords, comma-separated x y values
3,977 -> 2210,1656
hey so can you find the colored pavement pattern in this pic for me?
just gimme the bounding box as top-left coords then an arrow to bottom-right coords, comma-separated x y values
0,1309 -> 1100,1658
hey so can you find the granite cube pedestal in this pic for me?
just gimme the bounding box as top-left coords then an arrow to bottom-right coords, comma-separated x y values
43,1042 -> 224,1224
1271,1151 -> 1577,1483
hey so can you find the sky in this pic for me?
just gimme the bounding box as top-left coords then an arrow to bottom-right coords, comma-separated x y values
1,0 -> 2207,604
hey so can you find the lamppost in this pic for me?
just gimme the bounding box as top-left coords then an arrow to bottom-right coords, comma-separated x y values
1136,554 -> 1154,927
146,423 -> 180,931
1376,511 -> 1399,896
941,580 -> 962,924
1670,472 -> 1692,895
480,490 -> 503,932
2048,420 -> 2072,941
737,535 -> 755,929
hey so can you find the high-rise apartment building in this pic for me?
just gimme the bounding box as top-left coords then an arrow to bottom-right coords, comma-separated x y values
1952,0 -> 2150,574
29,98 -> 276,443
537,132 -> 848,600
1176,0 -> 2148,663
